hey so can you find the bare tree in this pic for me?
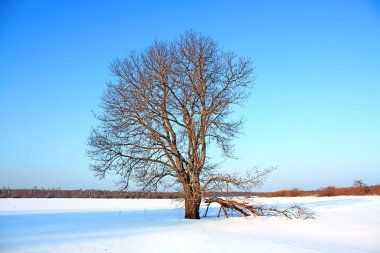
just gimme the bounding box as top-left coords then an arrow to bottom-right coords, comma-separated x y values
353,179 -> 366,187
88,31 -> 265,219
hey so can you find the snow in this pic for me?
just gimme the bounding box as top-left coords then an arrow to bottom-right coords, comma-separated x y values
1,196 -> 379,253
0,198 -> 175,214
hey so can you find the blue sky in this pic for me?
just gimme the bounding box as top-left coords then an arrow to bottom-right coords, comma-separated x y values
1,0 -> 379,191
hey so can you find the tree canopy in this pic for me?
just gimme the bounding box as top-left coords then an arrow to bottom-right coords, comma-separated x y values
87,31 -> 269,218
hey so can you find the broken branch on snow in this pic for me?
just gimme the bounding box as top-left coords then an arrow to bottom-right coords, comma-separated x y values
203,197 -> 315,220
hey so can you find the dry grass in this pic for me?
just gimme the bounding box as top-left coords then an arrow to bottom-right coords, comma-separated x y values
260,185 -> 380,197
2,185 -> 379,198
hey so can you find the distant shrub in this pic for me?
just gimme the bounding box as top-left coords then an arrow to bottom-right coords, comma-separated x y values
318,186 -> 337,197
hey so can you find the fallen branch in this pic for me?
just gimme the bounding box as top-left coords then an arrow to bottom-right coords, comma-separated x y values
204,197 -> 315,219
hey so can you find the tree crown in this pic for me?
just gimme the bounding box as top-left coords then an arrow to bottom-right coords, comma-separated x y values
87,31 -> 261,192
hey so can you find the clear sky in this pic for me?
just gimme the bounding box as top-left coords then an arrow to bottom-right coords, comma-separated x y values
1,0 -> 379,191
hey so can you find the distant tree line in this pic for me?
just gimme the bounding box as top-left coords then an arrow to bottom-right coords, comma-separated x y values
1,183 -> 379,198
0,188 -> 254,199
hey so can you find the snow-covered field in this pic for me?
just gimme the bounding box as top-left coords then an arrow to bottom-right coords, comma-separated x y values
1,196 -> 379,253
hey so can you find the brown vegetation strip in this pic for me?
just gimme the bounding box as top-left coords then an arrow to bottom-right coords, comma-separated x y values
1,185 -> 379,198
258,185 -> 380,197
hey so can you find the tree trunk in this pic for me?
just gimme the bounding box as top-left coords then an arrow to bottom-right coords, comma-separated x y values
184,197 -> 201,219
184,186 -> 201,219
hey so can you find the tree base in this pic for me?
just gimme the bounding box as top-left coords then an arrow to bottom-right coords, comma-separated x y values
184,198 -> 201,219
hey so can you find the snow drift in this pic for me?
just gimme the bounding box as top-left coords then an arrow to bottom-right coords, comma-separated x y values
1,196 -> 379,252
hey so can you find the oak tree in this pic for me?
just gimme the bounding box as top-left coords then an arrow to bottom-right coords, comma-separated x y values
87,31 -> 265,219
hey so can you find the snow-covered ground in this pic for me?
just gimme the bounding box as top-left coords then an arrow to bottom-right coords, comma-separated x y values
1,196 -> 379,253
